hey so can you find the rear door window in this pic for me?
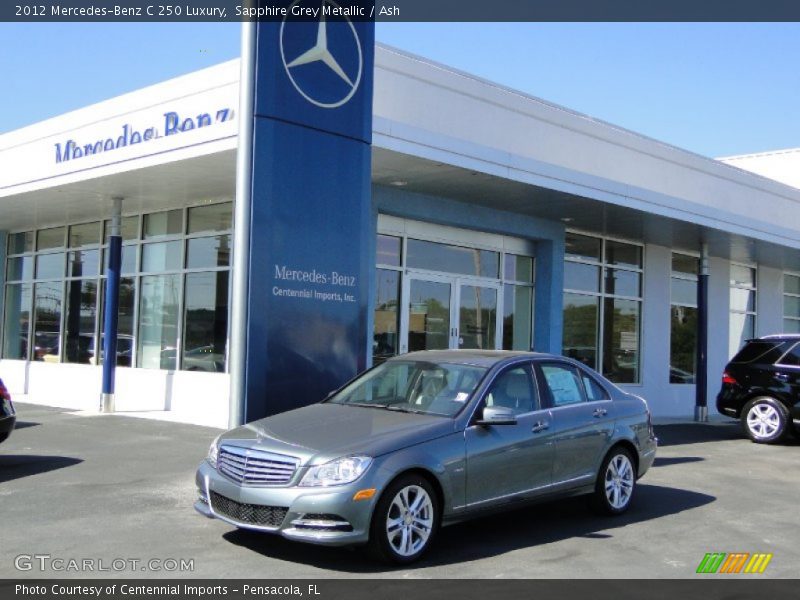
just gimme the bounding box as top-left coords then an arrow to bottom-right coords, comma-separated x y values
731,341 -> 791,364
777,343 -> 800,367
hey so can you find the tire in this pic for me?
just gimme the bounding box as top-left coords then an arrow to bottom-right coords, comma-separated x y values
367,474 -> 439,565
591,447 -> 636,516
741,397 -> 789,444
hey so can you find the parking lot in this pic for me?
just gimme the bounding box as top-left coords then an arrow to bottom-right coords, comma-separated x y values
1,402 -> 798,578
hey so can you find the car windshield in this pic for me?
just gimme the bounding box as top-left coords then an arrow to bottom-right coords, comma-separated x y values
327,360 -> 487,417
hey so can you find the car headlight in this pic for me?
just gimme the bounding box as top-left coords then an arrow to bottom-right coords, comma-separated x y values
207,435 -> 221,468
299,456 -> 372,487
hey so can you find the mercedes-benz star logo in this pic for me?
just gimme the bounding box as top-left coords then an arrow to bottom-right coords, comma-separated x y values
280,0 -> 363,109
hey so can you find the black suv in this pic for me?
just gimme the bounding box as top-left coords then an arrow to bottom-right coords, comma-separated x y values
0,377 -> 15,445
717,335 -> 800,443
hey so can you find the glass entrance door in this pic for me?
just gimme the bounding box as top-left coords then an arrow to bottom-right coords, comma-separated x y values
402,275 -> 500,353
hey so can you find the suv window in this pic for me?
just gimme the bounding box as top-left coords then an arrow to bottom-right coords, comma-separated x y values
539,363 -> 587,407
485,366 -> 536,415
730,340 -> 792,364
777,342 -> 800,367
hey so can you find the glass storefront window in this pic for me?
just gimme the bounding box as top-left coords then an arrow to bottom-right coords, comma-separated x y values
144,210 -> 182,239
2,283 -> 31,359
373,269 -> 400,363
729,264 -> 756,357
64,279 -> 98,364
69,222 -> 101,248
182,271 -> 229,372
602,297 -> 640,383
565,232 -> 601,262
137,274 -> 180,370
503,284 -> 532,351
407,239 -> 499,278
142,241 -> 182,272
99,277 -> 136,367
670,306 -> 697,383
783,273 -> 800,334
187,203 -> 232,234
8,231 -> 33,254
32,281 -> 62,362
376,235 -> 401,267
37,227 -> 65,251
186,235 -> 231,269
603,268 -> 640,297
605,240 -> 642,269
562,292 -> 599,369
103,245 -> 138,275
504,254 -> 533,283
564,262 -> 600,293
35,253 -> 64,280
67,249 -> 100,278
7,256 -> 33,281
104,216 -> 140,242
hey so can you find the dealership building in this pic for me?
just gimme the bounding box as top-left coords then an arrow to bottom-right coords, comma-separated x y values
2,43 -> 800,428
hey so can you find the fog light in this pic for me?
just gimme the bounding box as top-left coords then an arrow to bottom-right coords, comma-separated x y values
353,488 -> 376,501
197,489 -> 208,504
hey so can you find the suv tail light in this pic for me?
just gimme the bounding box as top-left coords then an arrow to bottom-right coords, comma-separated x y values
722,371 -> 737,385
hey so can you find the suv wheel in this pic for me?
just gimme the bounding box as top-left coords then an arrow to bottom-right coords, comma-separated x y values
591,447 -> 636,515
367,474 -> 439,564
742,397 -> 788,444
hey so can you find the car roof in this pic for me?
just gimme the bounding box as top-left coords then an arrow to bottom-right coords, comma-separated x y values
388,349 -> 554,368
753,334 -> 800,341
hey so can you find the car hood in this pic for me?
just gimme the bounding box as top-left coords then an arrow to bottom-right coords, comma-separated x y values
218,403 -> 458,465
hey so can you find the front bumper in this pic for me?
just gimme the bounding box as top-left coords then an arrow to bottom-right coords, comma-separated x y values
194,460 -> 380,546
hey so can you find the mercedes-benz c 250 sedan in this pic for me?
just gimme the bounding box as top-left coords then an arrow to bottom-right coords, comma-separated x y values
195,351 -> 657,563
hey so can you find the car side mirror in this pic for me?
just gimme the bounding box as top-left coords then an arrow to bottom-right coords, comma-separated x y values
476,405 -> 517,426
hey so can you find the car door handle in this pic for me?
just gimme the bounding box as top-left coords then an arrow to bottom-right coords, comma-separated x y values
775,372 -> 789,381
593,408 -> 608,418
531,421 -> 550,433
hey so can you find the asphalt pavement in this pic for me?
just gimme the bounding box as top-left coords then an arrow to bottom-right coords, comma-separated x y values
2,402 -> 798,578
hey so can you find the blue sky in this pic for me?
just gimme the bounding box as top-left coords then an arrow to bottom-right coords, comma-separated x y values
1,22 -> 799,157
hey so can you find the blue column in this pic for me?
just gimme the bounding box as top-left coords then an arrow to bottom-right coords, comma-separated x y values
101,199 -> 122,412
534,237 -> 565,355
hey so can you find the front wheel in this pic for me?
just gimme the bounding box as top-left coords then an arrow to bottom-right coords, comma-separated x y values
742,397 -> 788,444
591,447 -> 636,515
367,474 -> 439,564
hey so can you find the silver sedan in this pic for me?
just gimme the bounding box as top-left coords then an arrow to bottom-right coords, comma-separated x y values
195,350 -> 657,564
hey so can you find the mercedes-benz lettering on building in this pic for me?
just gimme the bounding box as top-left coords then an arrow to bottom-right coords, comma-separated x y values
2,40 -> 800,427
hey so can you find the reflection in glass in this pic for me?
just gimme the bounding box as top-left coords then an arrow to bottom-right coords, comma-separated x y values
8,231 -> 34,254
730,265 -> 755,287
602,297 -> 640,383
137,274 -> 180,370
672,253 -> 698,276
142,241 -> 182,272
64,279 -> 98,364
564,261 -> 600,293
504,254 -> 533,283
100,277 -> 136,366
186,235 -> 231,269
104,216 -> 140,242
69,222 -> 101,248
103,245 -> 137,274
565,232 -> 601,262
32,282 -> 62,362
376,235 -> 401,267
35,253 -> 64,280
605,240 -> 642,269
785,274 -> 800,296
603,268 -> 641,297
67,249 -> 99,278
670,306 -> 697,383
187,203 -> 232,234
562,292 -> 599,369
37,227 -> 65,251
503,285 -> 533,351
459,285 -> 497,350
671,278 -> 697,306
182,272 -> 229,373
408,280 -> 450,352
783,319 -> 800,333
730,288 -> 755,313
373,269 -> 400,363
7,256 -> 33,281
2,283 -> 31,359
407,239 -> 498,278
729,313 -> 755,358
144,210 -> 182,239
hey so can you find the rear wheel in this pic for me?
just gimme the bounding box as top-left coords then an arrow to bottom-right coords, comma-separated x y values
591,447 -> 636,515
367,474 -> 439,564
742,397 -> 788,444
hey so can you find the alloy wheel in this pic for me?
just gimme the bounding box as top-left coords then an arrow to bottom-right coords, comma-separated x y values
604,453 -> 634,510
746,403 -> 781,440
385,485 -> 434,557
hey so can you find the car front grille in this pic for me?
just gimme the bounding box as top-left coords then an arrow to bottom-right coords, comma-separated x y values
217,445 -> 299,485
210,491 -> 288,528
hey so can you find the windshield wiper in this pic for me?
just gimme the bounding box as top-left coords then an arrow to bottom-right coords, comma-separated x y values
382,405 -> 426,414
341,402 -> 391,409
